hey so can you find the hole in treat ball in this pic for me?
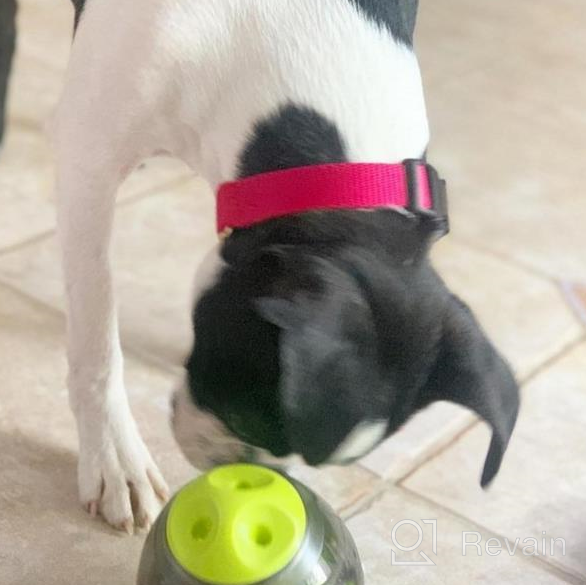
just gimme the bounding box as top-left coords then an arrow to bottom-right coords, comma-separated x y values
192,517 -> 213,541
236,480 -> 253,490
253,525 -> 273,547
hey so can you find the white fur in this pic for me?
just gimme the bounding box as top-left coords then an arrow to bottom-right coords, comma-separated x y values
190,243 -> 226,306
53,0 -> 429,530
171,384 -> 304,470
328,420 -> 389,464
172,382 -> 387,469
171,384 -> 247,469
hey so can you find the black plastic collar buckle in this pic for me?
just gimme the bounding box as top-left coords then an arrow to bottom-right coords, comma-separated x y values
403,159 -> 450,238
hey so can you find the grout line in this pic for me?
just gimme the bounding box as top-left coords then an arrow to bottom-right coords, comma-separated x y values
374,332 -> 586,497
0,278 -> 182,376
0,278 -> 66,320
517,333 -> 586,387
348,472 -> 582,583
14,40 -> 68,76
5,116 -> 44,133
0,229 -> 55,258
448,234 -> 563,284
338,480 -> 387,521
397,485 -> 586,585
343,483 -> 389,521
115,173 -> 195,209
437,235 -> 586,335
125,346 -> 185,376
560,281 -> 586,329
396,419 -> 482,487
0,173 -> 195,258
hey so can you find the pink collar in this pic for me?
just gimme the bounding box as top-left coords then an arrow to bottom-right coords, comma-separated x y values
217,160 -> 448,236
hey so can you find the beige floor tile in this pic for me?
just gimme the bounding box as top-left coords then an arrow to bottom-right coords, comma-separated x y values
288,464 -> 380,517
6,0 -> 71,131
0,282 -> 196,486
404,342 -> 586,579
422,14 -> 586,281
361,402 -> 474,480
418,0 -> 585,89
0,283 -> 383,584
431,239 -> 582,377
418,0 -> 531,89
360,238 -> 581,480
0,284 -> 195,585
0,123 -> 192,250
347,487 -> 570,585
562,282 -> 586,327
0,177 -> 214,365
14,0 -> 73,72
0,128 -> 56,249
5,50 -> 64,132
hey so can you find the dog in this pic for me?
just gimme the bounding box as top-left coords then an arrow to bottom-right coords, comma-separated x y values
0,0 -> 520,533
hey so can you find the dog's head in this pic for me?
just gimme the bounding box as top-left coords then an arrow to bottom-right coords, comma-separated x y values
173,209 -> 519,487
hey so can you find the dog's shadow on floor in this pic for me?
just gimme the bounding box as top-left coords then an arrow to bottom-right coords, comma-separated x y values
0,429 -> 123,538
0,430 -> 149,585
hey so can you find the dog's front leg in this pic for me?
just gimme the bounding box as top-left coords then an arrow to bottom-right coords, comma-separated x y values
54,117 -> 169,534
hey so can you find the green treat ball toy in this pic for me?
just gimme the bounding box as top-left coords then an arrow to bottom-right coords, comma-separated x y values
137,464 -> 364,585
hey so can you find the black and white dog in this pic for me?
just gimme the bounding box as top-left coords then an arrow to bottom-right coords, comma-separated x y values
0,0 -> 519,533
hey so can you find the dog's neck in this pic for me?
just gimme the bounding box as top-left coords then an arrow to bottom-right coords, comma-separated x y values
193,2 -> 428,188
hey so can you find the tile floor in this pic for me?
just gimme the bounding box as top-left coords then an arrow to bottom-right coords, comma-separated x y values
1,1 -> 585,584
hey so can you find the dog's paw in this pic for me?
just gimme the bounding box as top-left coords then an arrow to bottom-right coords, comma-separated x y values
77,410 -> 169,533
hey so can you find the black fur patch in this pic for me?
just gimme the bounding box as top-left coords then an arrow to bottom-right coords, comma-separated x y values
0,0 -> 17,144
238,103 -> 348,178
350,0 -> 419,46
71,0 -> 87,30
187,209 -> 520,484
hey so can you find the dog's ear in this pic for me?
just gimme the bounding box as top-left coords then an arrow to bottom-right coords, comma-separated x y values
256,263 -> 390,465
418,295 -> 520,488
